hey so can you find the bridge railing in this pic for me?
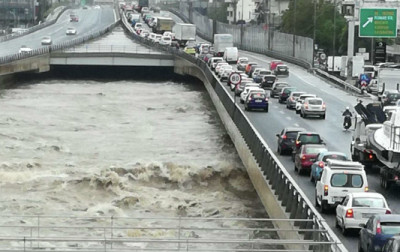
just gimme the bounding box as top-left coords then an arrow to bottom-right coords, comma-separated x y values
120,13 -> 347,252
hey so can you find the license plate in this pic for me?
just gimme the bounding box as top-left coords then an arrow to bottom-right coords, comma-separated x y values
362,213 -> 375,218
333,197 -> 343,202
255,100 -> 262,103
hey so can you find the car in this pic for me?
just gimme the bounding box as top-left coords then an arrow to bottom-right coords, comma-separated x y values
143,14 -> 152,23
199,43 -> 211,54
382,235 -> 400,252
240,86 -> 265,104
209,57 -> 223,70
292,132 -> 324,161
134,23 -> 143,32
140,30 -> 150,38
237,57 -> 249,71
18,45 -> 32,54
141,7 -> 150,15
234,80 -> 253,96
315,160 -> 368,213
41,36 -> 52,45
148,33 -> 156,41
94,5 -> 101,9
278,87 -> 296,104
202,53 -> 213,63
253,70 -> 272,83
300,97 -> 326,119
159,35 -> 172,45
248,64 -> 261,77
276,127 -> 306,155
294,144 -> 328,175
336,192 -> 391,235
66,27 -> 77,35
270,82 -> 289,98
218,65 -> 233,79
310,151 -> 349,184
269,60 -> 283,71
217,64 -> 231,77
154,34 -> 162,43
260,75 -> 276,90
286,91 -> 305,109
381,90 -> 400,106
274,64 -> 289,76
170,40 -> 179,49
70,14 -> 79,22
148,17 -> 157,28
251,68 -> 267,79
220,67 -> 233,81
185,39 -> 196,48
245,62 -> 258,75
244,92 -> 269,112
295,94 -> 317,114
183,46 -> 196,55
359,215 -> 400,252
82,5 -> 88,9
215,62 -> 229,74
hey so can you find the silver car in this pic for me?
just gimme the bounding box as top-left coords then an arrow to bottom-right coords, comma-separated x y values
286,91 -> 305,109
300,97 -> 326,119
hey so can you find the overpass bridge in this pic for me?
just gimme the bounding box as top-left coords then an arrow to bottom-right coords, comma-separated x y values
0,5 -> 351,252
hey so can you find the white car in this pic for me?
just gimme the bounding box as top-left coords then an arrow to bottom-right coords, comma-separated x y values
315,159 -> 369,213
148,33 -> 157,41
210,57 -> 223,69
163,31 -> 175,40
41,36 -> 52,45
252,68 -> 267,78
300,97 -> 326,119
295,94 -> 317,114
215,62 -> 228,74
220,68 -> 233,81
134,23 -> 143,32
237,57 -> 249,71
154,34 -> 162,43
159,35 -> 172,45
335,192 -> 391,235
18,45 -> 32,54
66,27 -> 77,35
140,30 -> 150,38
240,87 -> 265,104
217,65 -> 232,78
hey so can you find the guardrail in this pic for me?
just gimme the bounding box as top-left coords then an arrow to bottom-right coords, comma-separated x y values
59,43 -> 165,55
314,69 -> 362,94
0,5 -> 72,43
120,12 -> 347,252
0,215 -> 339,251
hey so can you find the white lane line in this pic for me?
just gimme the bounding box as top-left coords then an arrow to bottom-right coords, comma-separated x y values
294,123 -> 299,127
279,111 -> 284,114
113,9 -> 117,22
273,105 -> 278,109
286,116 -> 291,121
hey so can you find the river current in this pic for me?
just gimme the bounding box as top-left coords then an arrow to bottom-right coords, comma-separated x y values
0,76 -> 266,221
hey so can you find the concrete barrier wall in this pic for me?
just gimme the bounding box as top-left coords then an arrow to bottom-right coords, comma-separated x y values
192,11 -> 214,41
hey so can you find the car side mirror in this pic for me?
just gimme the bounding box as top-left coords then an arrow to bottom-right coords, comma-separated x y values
276,134 -> 280,138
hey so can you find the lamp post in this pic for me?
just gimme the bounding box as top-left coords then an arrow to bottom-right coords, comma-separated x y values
292,0 -> 297,57
331,0 -> 336,72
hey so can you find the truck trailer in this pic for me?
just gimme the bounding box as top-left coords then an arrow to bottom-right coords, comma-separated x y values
172,23 -> 196,46
213,34 -> 233,57
152,17 -> 174,34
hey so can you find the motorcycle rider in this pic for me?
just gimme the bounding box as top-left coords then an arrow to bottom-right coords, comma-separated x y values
342,107 -> 353,128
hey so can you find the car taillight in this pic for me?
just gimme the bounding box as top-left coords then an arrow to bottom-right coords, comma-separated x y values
368,154 -> 374,160
386,209 -> 392,214
301,155 -> 306,160
376,221 -> 382,234
395,176 -> 399,181
248,97 -> 252,101
296,141 -> 300,148
324,185 -> 328,196
318,161 -> 324,168
305,103 -> 309,109
364,186 -> 369,192
282,135 -> 287,140
322,103 -> 326,109
345,209 -> 354,218
265,98 -> 269,102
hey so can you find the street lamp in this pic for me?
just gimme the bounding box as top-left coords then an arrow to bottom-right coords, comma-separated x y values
332,0 -> 337,72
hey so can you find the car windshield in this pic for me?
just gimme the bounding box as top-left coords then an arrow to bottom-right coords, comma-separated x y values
286,131 -> 299,139
259,71 -> 270,75
330,174 -> 363,188
322,154 -> 347,162
251,93 -> 266,99
305,147 -> 327,154
300,95 -> 314,101
352,197 -> 385,208
381,223 -> 400,235
284,88 -> 296,93
264,76 -> 276,81
298,134 -> 321,143
292,92 -> 304,98
277,66 -> 287,70
308,99 -> 323,105
240,60 -> 248,64
388,93 -> 400,99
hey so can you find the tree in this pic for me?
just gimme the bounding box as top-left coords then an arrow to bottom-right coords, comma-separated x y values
281,0 -> 347,56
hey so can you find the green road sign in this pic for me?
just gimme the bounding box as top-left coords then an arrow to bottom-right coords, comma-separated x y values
359,8 -> 397,38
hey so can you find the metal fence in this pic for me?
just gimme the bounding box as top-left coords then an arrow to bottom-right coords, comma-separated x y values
120,12 -> 347,252
0,215 -> 341,252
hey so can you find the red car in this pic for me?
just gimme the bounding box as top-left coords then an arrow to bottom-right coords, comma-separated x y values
294,144 -> 327,175
70,14 -> 79,22
269,60 -> 283,71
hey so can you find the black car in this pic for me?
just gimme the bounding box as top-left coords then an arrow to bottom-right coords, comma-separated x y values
274,65 -> 289,76
276,127 -> 306,155
270,82 -> 289,98
381,90 -> 400,106
291,132 -> 324,161
260,75 -> 276,90
278,87 -> 296,103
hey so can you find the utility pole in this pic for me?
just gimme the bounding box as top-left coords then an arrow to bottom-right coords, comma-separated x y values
292,0 -> 296,57
313,0 -> 316,67
332,0 -> 336,71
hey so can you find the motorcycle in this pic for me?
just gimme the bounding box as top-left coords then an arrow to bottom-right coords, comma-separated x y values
343,114 -> 352,130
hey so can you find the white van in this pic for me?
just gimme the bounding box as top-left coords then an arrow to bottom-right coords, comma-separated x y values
315,159 -> 368,213
223,47 -> 238,64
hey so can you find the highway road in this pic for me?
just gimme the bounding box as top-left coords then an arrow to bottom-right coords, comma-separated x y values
143,10 -> 400,251
0,5 -> 117,57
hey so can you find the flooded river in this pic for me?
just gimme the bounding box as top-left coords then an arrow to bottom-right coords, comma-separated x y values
0,73 -> 266,221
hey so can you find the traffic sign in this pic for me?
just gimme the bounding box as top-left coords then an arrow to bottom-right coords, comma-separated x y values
359,8 -> 397,38
229,73 -> 241,85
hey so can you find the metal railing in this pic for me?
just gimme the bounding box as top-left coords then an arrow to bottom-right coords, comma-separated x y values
120,11 -> 347,252
314,69 -> 362,94
59,43 -> 165,55
0,215 -> 338,251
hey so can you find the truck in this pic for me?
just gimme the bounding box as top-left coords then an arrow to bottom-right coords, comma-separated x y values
213,34 -> 233,57
152,17 -> 174,34
172,23 -> 196,46
352,55 -> 365,78
369,68 -> 400,95
351,101 -> 400,190
326,56 -> 342,73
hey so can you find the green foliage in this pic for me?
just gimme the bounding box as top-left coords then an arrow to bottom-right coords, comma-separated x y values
281,0 -> 347,55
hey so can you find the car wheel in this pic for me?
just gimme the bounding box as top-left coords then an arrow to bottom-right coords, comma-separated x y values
300,111 -> 303,118
240,99 -> 244,104
244,106 -> 248,111
310,171 -> 315,182
294,163 -> 297,171
321,114 -> 326,120
358,242 -> 364,252
296,109 -> 300,114
321,201 -> 328,214
341,218 -> 348,236
315,193 -> 320,207
265,107 -> 268,113
335,217 -> 340,228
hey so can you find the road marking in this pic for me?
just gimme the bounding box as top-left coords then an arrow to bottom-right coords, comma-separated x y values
113,9 -> 117,22
294,123 -> 299,127
286,116 -> 291,121
279,111 -> 284,114
273,105 -> 278,109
